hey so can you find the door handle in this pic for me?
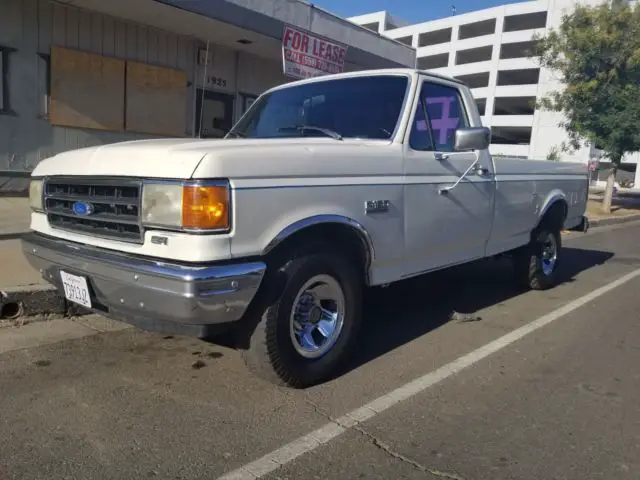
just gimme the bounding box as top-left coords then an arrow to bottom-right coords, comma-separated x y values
439,159 -> 479,195
439,160 -> 491,195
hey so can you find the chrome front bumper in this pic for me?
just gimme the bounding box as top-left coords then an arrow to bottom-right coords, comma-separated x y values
21,233 -> 266,332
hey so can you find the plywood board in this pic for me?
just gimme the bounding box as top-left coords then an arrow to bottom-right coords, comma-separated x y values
50,46 -> 125,131
125,61 -> 187,137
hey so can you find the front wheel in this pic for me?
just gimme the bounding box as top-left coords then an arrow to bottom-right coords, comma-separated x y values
241,250 -> 363,388
513,228 -> 562,290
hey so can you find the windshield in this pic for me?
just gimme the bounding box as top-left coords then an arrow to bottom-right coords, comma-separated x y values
228,75 -> 409,140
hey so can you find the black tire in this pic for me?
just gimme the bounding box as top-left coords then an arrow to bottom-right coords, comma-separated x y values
241,249 -> 363,388
513,227 -> 562,290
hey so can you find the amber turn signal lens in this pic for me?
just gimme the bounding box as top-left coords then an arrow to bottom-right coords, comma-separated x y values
181,185 -> 230,230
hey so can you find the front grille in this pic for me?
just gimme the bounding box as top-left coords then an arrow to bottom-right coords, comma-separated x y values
44,177 -> 143,243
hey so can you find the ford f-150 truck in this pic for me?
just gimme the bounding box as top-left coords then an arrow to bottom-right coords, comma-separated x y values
22,68 -> 589,388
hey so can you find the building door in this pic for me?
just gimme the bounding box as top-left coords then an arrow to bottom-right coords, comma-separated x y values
241,94 -> 258,115
195,90 -> 235,138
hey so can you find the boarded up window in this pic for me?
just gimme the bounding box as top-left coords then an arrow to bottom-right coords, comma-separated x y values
50,46 -> 125,131
125,61 -> 187,137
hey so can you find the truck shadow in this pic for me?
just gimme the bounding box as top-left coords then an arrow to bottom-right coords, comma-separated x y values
342,246 -> 614,377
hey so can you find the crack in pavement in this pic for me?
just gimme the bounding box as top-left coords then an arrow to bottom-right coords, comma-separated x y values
355,426 -> 466,480
300,396 -> 466,480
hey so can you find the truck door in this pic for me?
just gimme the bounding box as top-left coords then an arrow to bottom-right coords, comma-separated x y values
403,78 -> 495,275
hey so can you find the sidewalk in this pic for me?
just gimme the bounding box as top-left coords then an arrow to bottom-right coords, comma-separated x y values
0,197 -> 31,239
0,239 -> 45,289
587,189 -> 640,225
0,197 -> 43,289
0,198 -> 60,321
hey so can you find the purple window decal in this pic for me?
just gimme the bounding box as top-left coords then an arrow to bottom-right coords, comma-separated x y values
426,96 -> 460,145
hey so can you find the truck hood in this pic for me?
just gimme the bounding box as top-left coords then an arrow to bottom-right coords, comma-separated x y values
31,137 -> 395,180
32,138 -> 214,179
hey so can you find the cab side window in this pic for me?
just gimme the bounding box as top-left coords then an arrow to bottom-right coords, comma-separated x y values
409,81 -> 469,152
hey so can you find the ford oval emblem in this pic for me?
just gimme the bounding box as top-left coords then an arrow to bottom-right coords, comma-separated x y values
72,201 -> 94,217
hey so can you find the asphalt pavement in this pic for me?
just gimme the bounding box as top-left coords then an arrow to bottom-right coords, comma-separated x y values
1,221 -> 640,480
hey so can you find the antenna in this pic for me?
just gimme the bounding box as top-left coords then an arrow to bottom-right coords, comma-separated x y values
198,40 -> 210,139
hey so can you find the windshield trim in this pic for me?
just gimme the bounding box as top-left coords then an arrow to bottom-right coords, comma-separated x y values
387,73 -> 413,142
227,72 -> 413,142
267,70 -> 413,95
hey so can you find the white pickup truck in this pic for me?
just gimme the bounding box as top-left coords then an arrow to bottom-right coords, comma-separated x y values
23,68 -> 589,387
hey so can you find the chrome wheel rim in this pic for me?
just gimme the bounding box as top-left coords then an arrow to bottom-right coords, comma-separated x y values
541,233 -> 558,276
290,274 -> 346,359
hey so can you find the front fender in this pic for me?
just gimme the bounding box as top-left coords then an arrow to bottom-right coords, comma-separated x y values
228,193 -> 377,262
229,182 -> 404,285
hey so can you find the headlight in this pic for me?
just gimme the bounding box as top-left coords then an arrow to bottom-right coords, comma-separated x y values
140,183 -> 183,228
141,181 -> 230,231
29,179 -> 44,212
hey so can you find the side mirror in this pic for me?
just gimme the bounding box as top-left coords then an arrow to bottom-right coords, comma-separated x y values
454,127 -> 491,151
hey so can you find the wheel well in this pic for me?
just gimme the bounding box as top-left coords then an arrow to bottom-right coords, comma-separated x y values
538,200 -> 568,233
264,223 -> 372,284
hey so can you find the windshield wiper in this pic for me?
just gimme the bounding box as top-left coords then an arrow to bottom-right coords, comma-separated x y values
278,125 -> 343,140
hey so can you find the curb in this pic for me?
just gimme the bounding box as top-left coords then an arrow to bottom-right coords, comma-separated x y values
0,285 -> 88,322
587,213 -> 640,228
0,231 -> 27,241
0,191 -> 28,198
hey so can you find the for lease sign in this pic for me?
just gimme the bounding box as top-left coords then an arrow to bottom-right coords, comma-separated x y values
281,25 -> 348,79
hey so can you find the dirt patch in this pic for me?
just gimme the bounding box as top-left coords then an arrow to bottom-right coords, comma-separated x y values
587,192 -> 640,220
587,201 -> 640,219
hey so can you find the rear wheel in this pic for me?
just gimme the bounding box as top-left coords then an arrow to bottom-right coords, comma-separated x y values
241,249 -> 363,388
513,227 -> 562,290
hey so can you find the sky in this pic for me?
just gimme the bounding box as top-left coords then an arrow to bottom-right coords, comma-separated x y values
314,0 -> 530,24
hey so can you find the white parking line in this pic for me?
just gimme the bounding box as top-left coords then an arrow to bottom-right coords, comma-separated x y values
218,267 -> 640,480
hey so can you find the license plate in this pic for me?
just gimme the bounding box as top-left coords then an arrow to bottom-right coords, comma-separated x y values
60,271 -> 92,309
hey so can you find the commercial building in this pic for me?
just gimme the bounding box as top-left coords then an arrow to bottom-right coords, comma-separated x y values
0,0 -> 415,191
351,0 -> 640,186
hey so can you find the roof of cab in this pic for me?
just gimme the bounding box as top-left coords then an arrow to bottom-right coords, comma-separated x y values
266,68 -> 468,94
